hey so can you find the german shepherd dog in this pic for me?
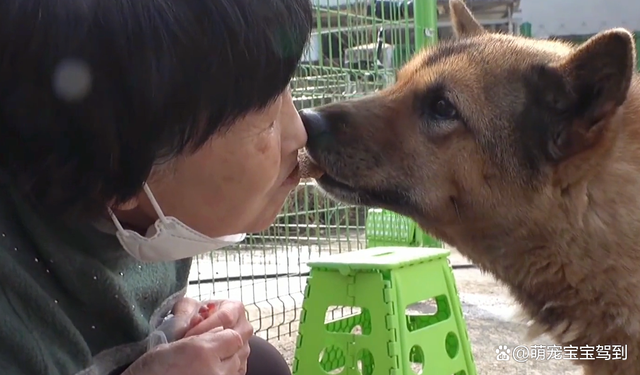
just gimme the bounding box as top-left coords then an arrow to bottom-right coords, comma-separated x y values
299,1 -> 640,374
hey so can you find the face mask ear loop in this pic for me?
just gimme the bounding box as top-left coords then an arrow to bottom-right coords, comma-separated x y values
143,183 -> 169,223
107,208 -> 127,233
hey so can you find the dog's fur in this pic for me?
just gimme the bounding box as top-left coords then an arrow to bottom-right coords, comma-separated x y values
300,1 -> 640,374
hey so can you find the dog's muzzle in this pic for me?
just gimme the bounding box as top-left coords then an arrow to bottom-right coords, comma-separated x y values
299,109 -> 330,143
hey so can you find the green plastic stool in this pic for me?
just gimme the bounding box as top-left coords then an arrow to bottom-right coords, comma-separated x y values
414,227 -> 442,248
365,209 -> 415,247
365,209 -> 442,248
293,247 -> 477,375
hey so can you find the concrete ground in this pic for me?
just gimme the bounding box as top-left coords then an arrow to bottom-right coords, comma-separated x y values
186,247 -> 582,375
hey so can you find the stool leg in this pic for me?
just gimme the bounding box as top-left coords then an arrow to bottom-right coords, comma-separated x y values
293,270 -> 359,375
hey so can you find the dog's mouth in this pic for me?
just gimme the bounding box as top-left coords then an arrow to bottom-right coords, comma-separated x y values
315,172 -> 365,204
316,171 -> 416,214
317,173 -> 356,192
303,147 -> 417,214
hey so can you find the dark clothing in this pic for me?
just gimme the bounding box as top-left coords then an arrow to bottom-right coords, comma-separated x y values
248,336 -> 292,375
0,175 -> 290,375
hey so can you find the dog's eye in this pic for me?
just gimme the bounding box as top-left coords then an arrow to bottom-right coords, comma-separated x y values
431,97 -> 458,120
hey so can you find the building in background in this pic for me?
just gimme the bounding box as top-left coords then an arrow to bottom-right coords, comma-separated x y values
520,0 -> 640,40
519,0 -> 640,70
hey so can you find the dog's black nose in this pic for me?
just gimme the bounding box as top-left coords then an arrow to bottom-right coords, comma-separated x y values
299,109 -> 329,139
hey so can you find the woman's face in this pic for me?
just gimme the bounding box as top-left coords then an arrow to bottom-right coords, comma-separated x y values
115,87 -> 307,237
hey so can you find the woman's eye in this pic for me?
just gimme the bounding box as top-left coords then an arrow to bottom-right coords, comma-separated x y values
431,98 -> 458,120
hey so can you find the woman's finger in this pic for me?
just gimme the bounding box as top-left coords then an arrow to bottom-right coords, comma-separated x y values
185,301 -> 240,337
184,315 -> 217,337
234,320 -> 254,343
207,302 -> 239,328
201,328 -> 244,360
237,343 -> 250,363
171,297 -> 201,318
217,352 -> 243,375
232,343 -> 250,375
184,312 -> 254,340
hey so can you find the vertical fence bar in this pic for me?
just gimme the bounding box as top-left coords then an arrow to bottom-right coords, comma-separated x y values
520,22 -> 532,37
414,0 -> 438,50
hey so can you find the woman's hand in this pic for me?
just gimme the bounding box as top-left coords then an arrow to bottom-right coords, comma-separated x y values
122,327 -> 245,375
184,299 -> 253,372
121,297 -> 252,375
184,299 -> 253,341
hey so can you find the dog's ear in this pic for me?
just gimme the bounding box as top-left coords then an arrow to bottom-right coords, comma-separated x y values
528,28 -> 636,164
449,0 -> 486,38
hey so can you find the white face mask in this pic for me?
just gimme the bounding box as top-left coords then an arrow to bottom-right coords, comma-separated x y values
107,184 -> 246,262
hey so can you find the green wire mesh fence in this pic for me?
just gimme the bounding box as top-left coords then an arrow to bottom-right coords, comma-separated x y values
294,1 -> 415,109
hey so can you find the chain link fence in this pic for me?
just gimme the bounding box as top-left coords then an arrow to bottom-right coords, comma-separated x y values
184,0 -> 639,362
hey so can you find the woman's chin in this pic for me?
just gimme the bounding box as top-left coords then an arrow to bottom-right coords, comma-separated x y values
248,205 -> 287,234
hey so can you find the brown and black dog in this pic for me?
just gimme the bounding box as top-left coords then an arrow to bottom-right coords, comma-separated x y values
299,1 -> 640,374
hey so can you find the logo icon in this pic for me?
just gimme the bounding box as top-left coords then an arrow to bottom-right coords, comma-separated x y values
496,345 -> 511,361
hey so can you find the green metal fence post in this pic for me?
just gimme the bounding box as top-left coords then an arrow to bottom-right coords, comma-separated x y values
520,22 -> 532,37
414,0 -> 438,50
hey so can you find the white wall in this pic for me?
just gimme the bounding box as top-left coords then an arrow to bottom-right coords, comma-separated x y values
520,0 -> 640,38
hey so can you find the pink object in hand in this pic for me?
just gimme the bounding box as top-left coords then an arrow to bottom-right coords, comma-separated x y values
198,303 -> 217,319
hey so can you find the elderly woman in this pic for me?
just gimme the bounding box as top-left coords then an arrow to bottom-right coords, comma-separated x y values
0,0 -> 313,374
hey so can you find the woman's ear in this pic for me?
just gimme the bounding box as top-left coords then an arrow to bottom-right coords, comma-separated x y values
110,197 -> 140,211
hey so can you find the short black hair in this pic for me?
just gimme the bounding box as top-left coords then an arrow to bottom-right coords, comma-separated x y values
0,0 -> 313,219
